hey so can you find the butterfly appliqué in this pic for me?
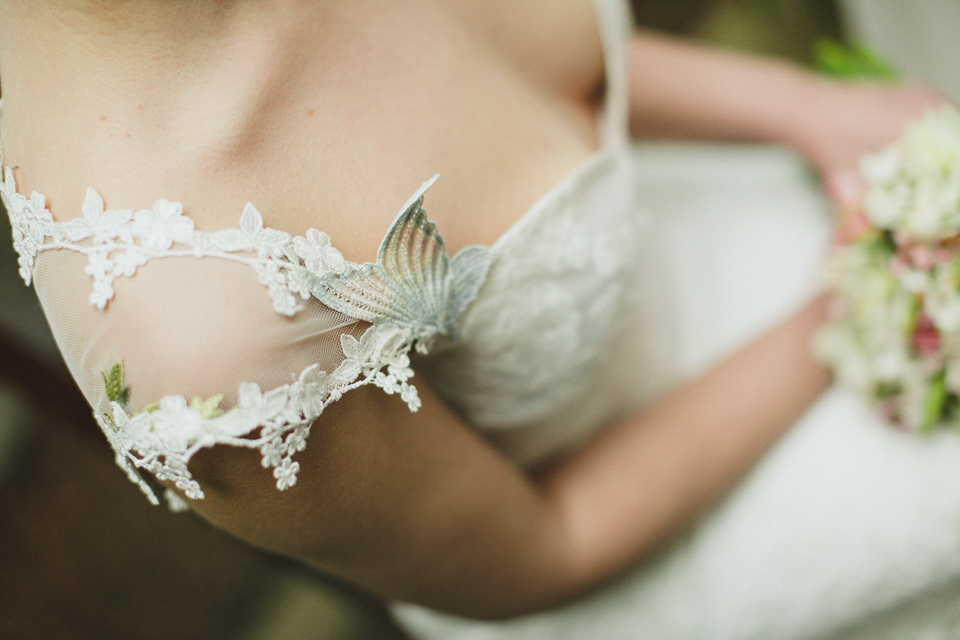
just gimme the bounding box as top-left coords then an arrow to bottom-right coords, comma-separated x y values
302,175 -> 492,352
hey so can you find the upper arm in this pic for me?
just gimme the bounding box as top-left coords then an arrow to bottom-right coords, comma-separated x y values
34,249 -> 574,618
183,372 -> 571,617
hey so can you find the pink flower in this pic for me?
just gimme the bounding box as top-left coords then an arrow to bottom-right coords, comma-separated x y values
912,313 -> 942,354
834,207 -> 873,246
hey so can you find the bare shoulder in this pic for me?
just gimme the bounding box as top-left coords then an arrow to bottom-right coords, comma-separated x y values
1,0 -> 606,266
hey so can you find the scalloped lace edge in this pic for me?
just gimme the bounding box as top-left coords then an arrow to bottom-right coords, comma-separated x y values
99,323 -> 420,505
0,167 -> 437,506
0,167 -> 350,315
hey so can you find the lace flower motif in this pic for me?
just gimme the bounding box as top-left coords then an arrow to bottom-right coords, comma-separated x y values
2,170 -> 56,285
0,168 -> 349,314
97,324 -> 421,504
0,171 -> 491,505
132,199 -> 194,251
294,229 -> 346,273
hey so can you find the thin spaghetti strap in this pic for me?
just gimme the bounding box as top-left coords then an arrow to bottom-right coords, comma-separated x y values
591,0 -> 632,147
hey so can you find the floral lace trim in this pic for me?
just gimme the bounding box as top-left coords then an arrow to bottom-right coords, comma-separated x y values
0,167 -> 347,315
100,324 -> 420,505
1,168 -> 492,505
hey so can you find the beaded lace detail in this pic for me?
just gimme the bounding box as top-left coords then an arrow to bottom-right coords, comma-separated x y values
0,169 -> 491,504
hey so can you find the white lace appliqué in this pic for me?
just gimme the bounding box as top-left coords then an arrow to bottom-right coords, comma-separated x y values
99,324 -> 420,504
0,170 -> 491,505
1,167 -> 344,314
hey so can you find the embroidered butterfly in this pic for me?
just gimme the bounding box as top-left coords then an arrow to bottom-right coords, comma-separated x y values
301,176 -> 492,350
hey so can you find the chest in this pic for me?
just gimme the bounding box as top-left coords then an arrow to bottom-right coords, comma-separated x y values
241,0 -> 610,262
2,0 -> 610,264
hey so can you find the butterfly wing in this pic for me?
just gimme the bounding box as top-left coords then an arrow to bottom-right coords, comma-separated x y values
303,261 -> 408,325
375,180 -> 450,329
304,176 -> 455,338
448,245 -> 492,321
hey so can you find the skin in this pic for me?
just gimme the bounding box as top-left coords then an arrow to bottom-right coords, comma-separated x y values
0,0 -> 942,619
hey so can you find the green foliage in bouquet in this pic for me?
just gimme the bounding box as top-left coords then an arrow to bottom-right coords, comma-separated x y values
814,39 -> 899,81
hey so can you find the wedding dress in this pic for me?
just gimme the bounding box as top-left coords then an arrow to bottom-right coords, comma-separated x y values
4,0 -> 960,637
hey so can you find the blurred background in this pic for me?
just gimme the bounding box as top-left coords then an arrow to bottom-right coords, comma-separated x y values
0,1 -> 951,638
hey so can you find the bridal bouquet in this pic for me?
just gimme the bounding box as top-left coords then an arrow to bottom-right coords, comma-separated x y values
816,104 -> 960,432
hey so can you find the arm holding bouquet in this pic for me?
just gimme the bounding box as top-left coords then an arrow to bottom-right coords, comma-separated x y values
627,31 -> 941,205
189,34 -> 944,615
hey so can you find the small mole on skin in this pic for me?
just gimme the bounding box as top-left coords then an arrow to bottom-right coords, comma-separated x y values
307,109 -> 315,117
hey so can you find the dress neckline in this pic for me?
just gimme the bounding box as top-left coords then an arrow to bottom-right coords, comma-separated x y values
494,0 -> 630,252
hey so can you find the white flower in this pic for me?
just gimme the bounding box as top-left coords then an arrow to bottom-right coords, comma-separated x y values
872,347 -> 908,381
23,192 -> 53,244
296,364 -> 332,415
336,335 -> 366,382
132,199 -> 195,251
864,182 -> 909,228
4,189 -> 56,285
260,438 -> 285,468
118,407 -> 154,446
388,359 -> 414,383
861,106 -> 960,239
89,276 -> 115,309
284,426 -> 309,455
255,260 -> 282,287
149,396 -> 205,452
113,248 -> 148,277
12,242 -> 35,285
375,326 -> 412,364
897,268 -> 929,294
287,269 -> 313,301
860,145 -> 902,185
375,371 -> 402,395
252,262 -> 303,316
293,229 -> 346,273
273,457 -> 300,490
400,383 -> 421,411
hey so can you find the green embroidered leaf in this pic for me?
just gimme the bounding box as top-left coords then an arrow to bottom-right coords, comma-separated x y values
144,402 -> 160,414
905,294 -> 922,339
102,361 -> 131,407
814,39 -> 899,82
921,370 -> 947,434
101,412 -> 117,431
190,394 -> 224,419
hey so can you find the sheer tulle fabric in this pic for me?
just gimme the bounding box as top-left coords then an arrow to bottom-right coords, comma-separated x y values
6,179 -> 431,503
0,0 -> 637,502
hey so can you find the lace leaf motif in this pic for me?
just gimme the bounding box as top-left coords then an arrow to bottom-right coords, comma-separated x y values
0,169 -> 491,506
